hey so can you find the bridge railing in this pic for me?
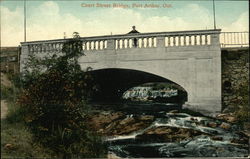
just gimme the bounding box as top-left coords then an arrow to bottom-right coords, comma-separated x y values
220,32 -> 249,48
21,29 -> 221,54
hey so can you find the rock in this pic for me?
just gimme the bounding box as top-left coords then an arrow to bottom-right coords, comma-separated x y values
211,136 -> 223,141
87,111 -> 125,131
216,113 -> 237,123
139,115 -> 154,121
231,138 -> 248,145
137,126 -> 206,142
219,122 -> 231,130
169,110 -> 179,114
107,151 -> 121,159
207,122 -> 217,128
4,143 -> 15,150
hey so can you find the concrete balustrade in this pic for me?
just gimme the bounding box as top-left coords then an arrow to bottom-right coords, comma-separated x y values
21,29 -> 220,55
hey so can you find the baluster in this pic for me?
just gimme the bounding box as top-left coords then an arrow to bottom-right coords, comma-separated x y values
52,44 -> 55,52
36,45 -> 39,52
44,44 -> 47,52
117,40 -> 120,49
54,43 -> 57,52
40,44 -> 43,53
178,36 -> 181,46
129,39 -> 132,48
200,35 -> 203,45
49,44 -> 52,52
144,38 -> 147,48
82,42 -> 85,50
38,45 -> 41,53
92,42 -> 95,50
55,43 -> 58,52
168,36 -> 171,46
89,42 -> 91,50
60,43 -> 63,52
46,44 -> 49,52
30,45 -> 33,53
95,41 -> 98,50
124,39 -> 127,48
194,35 -> 197,45
43,44 -> 46,52
57,43 -> 60,52
121,39 -> 124,49
151,38 -> 154,47
36,45 -> 39,53
98,41 -> 101,50
205,35 -> 208,45
184,36 -> 186,46
55,43 -> 58,51
33,45 -> 36,53
38,45 -> 40,52
173,37 -> 176,46
141,38 -> 145,48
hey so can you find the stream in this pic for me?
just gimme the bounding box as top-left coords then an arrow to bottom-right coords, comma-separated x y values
89,102 -> 249,158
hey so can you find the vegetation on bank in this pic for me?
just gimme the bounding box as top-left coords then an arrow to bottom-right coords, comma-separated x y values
1,34 -> 107,158
233,80 -> 249,123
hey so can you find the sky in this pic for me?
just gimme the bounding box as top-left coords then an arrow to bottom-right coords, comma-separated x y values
1,0 -> 249,46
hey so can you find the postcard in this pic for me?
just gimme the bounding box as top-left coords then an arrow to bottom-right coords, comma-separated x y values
1,0 -> 249,158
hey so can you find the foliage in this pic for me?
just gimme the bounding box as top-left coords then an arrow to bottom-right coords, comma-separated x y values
17,37 -> 106,158
234,81 -> 249,123
1,120 -> 55,158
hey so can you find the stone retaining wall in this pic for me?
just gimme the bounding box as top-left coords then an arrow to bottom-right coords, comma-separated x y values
221,48 -> 249,113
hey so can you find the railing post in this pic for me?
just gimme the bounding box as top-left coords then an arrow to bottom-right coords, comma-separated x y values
106,39 -> 115,50
157,36 -> 165,48
211,33 -> 220,46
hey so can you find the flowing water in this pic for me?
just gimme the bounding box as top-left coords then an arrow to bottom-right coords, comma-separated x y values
90,102 -> 249,158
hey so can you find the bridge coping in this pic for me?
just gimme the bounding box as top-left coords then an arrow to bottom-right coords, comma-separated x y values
21,29 -> 221,45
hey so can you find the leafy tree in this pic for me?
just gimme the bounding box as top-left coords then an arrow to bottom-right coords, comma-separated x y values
18,36 -> 106,158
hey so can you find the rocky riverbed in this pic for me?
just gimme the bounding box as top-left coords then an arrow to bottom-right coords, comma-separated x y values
87,103 -> 249,158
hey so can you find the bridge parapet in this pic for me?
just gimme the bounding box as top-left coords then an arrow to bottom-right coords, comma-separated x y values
21,29 -> 221,54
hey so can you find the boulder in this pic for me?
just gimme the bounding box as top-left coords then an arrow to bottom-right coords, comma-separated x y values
169,110 -> 179,114
139,115 -> 154,121
4,143 -> 15,150
207,122 -> 217,128
216,113 -> 237,123
137,126 -> 205,142
220,122 -> 231,130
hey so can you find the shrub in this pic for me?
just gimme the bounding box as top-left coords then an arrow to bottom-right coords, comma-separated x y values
17,37 -> 107,158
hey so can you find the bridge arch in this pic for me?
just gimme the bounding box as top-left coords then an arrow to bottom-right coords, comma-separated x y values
87,68 -> 188,102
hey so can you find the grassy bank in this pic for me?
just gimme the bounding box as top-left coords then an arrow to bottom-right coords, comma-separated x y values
1,76 -> 56,157
1,120 -> 55,157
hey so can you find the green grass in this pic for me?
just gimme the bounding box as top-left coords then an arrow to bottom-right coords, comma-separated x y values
1,120 -> 55,158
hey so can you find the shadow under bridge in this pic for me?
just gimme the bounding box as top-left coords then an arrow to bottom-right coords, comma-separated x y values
87,68 -> 187,102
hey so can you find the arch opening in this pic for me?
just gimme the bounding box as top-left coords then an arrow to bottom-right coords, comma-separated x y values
87,68 -> 188,105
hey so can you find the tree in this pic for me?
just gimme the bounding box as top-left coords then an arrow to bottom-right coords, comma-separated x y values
18,34 -> 106,158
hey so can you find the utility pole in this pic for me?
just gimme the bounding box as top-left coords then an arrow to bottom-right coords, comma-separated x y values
212,0 -> 216,30
24,0 -> 27,42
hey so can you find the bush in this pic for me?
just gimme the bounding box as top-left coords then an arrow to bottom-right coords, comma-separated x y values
234,81 -> 249,123
1,120 -> 55,158
17,38 -> 107,158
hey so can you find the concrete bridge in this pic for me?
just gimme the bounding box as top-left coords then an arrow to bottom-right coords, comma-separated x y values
20,29 -> 222,115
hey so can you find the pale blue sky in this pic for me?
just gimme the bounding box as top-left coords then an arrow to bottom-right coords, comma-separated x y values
1,0 -> 249,46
